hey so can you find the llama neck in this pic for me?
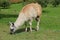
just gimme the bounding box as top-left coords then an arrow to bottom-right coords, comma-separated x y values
14,13 -> 27,28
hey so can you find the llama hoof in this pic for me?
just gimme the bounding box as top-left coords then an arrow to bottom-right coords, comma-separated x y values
25,30 -> 27,32
30,30 -> 32,32
36,29 -> 39,31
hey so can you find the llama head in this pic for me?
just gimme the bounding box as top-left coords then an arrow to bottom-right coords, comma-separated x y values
9,22 -> 16,34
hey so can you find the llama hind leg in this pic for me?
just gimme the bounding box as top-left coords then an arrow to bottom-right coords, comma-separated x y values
25,27 -> 27,32
36,16 -> 40,31
29,19 -> 33,32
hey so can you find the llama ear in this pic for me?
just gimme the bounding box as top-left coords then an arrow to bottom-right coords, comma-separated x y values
12,22 -> 14,26
9,21 -> 12,25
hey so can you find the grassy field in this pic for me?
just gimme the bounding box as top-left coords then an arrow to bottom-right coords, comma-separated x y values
0,3 -> 60,40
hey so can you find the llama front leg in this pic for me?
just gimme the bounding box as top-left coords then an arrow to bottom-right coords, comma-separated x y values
36,16 -> 40,31
36,19 -> 40,31
25,22 -> 27,32
29,19 -> 33,32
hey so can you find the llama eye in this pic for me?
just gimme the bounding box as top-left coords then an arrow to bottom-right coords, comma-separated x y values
10,29 -> 14,31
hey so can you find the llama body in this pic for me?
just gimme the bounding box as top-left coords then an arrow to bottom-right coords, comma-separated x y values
10,3 -> 42,34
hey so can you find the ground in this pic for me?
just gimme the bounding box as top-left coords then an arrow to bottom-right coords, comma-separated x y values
0,3 -> 60,40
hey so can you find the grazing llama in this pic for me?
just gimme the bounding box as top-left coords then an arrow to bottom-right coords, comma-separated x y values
9,3 -> 42,34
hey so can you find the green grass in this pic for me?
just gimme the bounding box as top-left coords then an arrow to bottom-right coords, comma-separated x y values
0,3 -> 60,40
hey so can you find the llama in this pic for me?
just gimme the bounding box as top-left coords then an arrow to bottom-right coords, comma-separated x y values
9,3 -> 42,34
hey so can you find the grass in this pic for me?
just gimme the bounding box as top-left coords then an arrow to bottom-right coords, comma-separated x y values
0,3 -> 60,40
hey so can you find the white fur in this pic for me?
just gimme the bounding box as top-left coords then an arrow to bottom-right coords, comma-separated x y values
14,13 -> 27,28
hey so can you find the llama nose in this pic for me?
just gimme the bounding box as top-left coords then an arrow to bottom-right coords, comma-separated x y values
10,31 -> 15,34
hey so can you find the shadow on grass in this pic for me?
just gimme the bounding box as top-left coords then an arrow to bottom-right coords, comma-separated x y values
0,14 -> 18,19
42,10 -> 49,13
15,28 -> 36,34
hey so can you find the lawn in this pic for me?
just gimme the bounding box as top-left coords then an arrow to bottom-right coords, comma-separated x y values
0,3 -> 60,40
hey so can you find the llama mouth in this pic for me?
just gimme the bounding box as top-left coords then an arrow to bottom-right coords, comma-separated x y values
10,29 -> 15,34
10,32 -> 15,34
